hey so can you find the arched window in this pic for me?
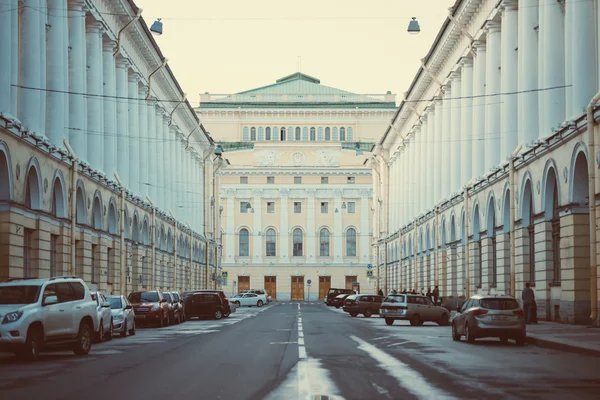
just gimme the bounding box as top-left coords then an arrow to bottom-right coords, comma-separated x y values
319,228 -> 330,256
340,127 -> 346,141
25,164 -> 41,210
310,127 -> 316,141
76,186 -> 86,225
347,127 -> 353,141
266,127 -> 271,141
0,148 -> 11,201
487,198 -> 497,287
52,177 -> 67,218
292,228 -> 303,256
280,127 -> 286,141
239,228 -> 249,256
473,205 -> 482,287
250,127 -> 256,141
142,218 -> 150,245
92,195 -> 102,230
346,228 -> 356,256
132,214 -> 140,243
325,127 -> 331,141
295,127 -> 301,141
266,228 -> 276,257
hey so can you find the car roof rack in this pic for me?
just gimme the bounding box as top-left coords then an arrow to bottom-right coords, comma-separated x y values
49,276 -> 80,281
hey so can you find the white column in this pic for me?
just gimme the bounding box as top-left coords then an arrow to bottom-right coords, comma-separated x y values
433,98 -> 442,203
115,57 -> 129,186
138,85 -> 148,195
420,115 -> 429,212
169,127 -> 177,214
0,0 -> 12,115
198,161 -> 205,235
225,196 -> 235,262
569,0 -> 597,116
155,108 -> 165,208
472,40 -> 487,177
485,21 -> 502,169
500,1 -> 519,158
147,99 -> 157,201
441,87 -> 451,198
163,116 -> 171,211
253,191 -> 263,263
85,19 -> 104,170
360,191 -> 370,261
102,37 -> 117,174
280,191 -> 290,262
460,58 -> 473,184
400,147 -> 407,226
409,136 -> 417,219
425,108 -> 435,207
334,191 -> 343,261
518,0 -> 539,145
307,190 -> 316,260
39,0 -> 47,137
68,0 -> 87,158
45,0 -> 68,145
10,0 -> 18,117
540,0 -> 565,137
127,72 -> 140,194
176,137 -> 184,219
186,153 -> 193,224
18,0 -> 43,134
450,71 -> 462,193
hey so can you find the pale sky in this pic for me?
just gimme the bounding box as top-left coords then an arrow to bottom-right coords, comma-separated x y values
137,0 -> 455,104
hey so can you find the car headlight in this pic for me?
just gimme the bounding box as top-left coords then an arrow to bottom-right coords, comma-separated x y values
151,304 -> 159,311
2,310 -> 23,324
114,312 -> 124,320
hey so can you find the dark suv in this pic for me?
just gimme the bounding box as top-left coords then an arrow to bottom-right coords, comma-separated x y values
128,290 -> 170,327
163,292 -> 184,325
343,294 -> 384,318
184,292 -> 227,320
325,288 -> 355,306
188,290 -> 231,317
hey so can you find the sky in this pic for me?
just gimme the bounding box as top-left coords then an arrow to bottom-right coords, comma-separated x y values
137,0 -> 455,105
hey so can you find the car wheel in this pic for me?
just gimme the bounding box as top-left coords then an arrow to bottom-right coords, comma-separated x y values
223,311 -> 230,318
105,320 -> 113,341
465,324 -> 476,343
438,313 -> 449,326
452,322 -> 461,341
120,321 -> 127,338
96,321 -> 104,342
364,308 -> 372,318
515,335 -> 526,346
350,312 -> 358,317
20,326 -> 43,361
335,305 -> 340,309
257,300 -> 264,307
73,322 -> 93,355
214,310 -> 223,320
410,314 -> 421,326
385,318 -> 394,326
129,321 -> 136,336
235,301 -> 240,307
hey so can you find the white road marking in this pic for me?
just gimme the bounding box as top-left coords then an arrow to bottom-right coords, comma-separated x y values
298,337 -> 305,345
276,329 -> 294,331
371,335 -> 394,341
270,342 -> 298,345
350,335 -> 456,399
372,382 -> 389,395
387,341 -> 412,347
298,347 -> 307,359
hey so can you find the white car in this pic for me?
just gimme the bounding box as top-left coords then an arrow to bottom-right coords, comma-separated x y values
90,291 -> 113,342
0,276 -> 98,361
231,293 -> 264,307
106,295 -> 136,337
240,289 -> 269,305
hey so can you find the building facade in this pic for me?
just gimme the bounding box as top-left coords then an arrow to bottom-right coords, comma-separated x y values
372,0 -> 600,324
0,0 -> 219,294
197,73 -> 396,300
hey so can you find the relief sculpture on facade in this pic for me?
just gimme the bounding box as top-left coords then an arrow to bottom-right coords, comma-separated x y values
315,150 -> 340,166
255,150 -> 280,166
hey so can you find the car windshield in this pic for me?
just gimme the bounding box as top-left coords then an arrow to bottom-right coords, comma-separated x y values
384,295 -> 405,303
164,293 -> 172,302
173,293 -> 180,301
0,285 -> 41,304
128,292 -> 159,303
480,298 -> 520,310
107,297 -> 123,310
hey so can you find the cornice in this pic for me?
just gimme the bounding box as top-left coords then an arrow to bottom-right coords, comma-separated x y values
220,168 -> 373,177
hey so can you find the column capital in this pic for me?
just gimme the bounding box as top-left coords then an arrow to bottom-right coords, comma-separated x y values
459,56 -> 473,69
85,18 -> 104,34
128,70 -> 141,83
500,0 -> 518,12
484,20 -> 501,34
155,104 -> 166,116
116,55 -> 130,69
102,36 -> 116,52
68,0 -> 86,12
138,83 -> 149,97
473,39 -> 487,52
449,70 -> 462,82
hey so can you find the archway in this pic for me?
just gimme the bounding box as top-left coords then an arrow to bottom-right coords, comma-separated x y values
25,163 -> 42,210
107,201 -> 118,235
132,213 -> 140,243
52,175 -> 67,218
76,186 -> 86,224
487,196 -> 497,287
473,204 -> 482,288
92,195 -> 102,230
0,146 -> 12,201
521,179 -> 535,283
142,218 -> 150,245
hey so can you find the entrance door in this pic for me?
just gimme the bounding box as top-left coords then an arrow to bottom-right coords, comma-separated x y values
264,276 -> 277,300
345,276 -> 354,290
291,276 -> 304,301
238,276 -> 250,293
318,276 -> 331,300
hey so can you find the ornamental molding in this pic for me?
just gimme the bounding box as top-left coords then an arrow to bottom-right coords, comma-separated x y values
220,187 -> 373,199
221,169 -> 373,177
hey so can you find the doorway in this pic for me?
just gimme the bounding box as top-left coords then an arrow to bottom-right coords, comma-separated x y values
238,276 -> 250,293
264,276 -> 277,300
318,276 -> 331,300
291,276 -> 304,301
345,276 -> 354,290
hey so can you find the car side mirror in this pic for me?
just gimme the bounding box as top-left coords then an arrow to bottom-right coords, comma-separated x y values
125,305 -> 133,310
102,301 -> 111,308
43,295 -> 58,306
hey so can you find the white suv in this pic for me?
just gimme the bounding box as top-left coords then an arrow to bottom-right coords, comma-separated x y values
0,276 -> 98,360
240,289 -> 268,306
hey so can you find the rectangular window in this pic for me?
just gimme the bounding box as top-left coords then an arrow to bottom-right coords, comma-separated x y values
347,177 -> 355,184
240,177 -> 248,184
267,202 -> 275,214
240,201 -> 251,213
294,202 -> 302,213
347,201 -> 356,214
107,247 -> 114,284
23,229 -> 34,278
91,244 -> 99,283
294,176 -> 302,184
267,176 -> 275,184
321,177 -> 328,184
321,202 -> 329,214
50,234 -> 58,277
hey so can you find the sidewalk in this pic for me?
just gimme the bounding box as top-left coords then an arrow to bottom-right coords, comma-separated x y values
525,321 -> 600,356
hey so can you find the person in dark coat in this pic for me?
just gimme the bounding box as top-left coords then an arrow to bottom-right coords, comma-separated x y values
522,282 -> 535,324
433,286 -> 440,305
378,289 -> 384,297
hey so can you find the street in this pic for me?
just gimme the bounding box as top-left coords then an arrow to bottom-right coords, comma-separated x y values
1,303 -> 599,400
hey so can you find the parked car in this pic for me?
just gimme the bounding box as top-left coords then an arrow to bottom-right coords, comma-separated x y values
452,295 -> 526,345
380,294 -> 449,326
241,289 -> 269,304
325,288 -> 355,306
0,276 -> 97,361
228,300 -> 237,313
106,295 -> 136,337
231,293 -> 264,307
343,294 -> 384,317
163,292 -> 183,325
90,291 -> 113,342
189,290 -> 231,317
331,293 -> 352,308
184,292 -> 227,320
171,292 -> 185,322
128,290 -> 170,327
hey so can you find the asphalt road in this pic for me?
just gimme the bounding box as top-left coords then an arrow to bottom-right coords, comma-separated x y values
1,302 -> 599,400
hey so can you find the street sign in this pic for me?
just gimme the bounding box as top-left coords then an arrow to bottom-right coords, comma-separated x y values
367,271 -> 373,277
221,271 -> 228,278
307,279 -> 312,285
367,264 -> 373,270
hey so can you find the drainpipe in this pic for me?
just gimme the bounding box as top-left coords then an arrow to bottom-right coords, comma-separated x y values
115,172 -> 126,296
464,185 -> 471,299
147,196 -> 156,288
509,144 -> 522,297
169,210 -> 177,291
63,139 -> 78,277
587,91 -> 600,324
185,222 -> 193,291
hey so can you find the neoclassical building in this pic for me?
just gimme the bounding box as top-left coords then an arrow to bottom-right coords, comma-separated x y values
197,73 -> 396,300
372,0 -> 600,324
0,0 -> 220,294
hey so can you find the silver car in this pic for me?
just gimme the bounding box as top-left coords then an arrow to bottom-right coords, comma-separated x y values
379,294 -> 450,326
451,295 -> 526,345
106,295 -> 136,337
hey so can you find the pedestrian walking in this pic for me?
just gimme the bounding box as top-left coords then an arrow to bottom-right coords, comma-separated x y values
522,282 -> 535,324
433,285 -> 440,305
426,287 -> 432,300
378,288 -> 384,296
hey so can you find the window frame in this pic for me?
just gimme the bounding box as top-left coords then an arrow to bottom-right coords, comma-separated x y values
319,228 -> 330,257
265,228 -> 276,257
238,228 -> 250,257
320,201 -> 329,214
292,228 -> 303,257
293,201 -> 302,214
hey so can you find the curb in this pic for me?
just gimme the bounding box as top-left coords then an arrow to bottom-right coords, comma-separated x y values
526,335 -> 600,357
